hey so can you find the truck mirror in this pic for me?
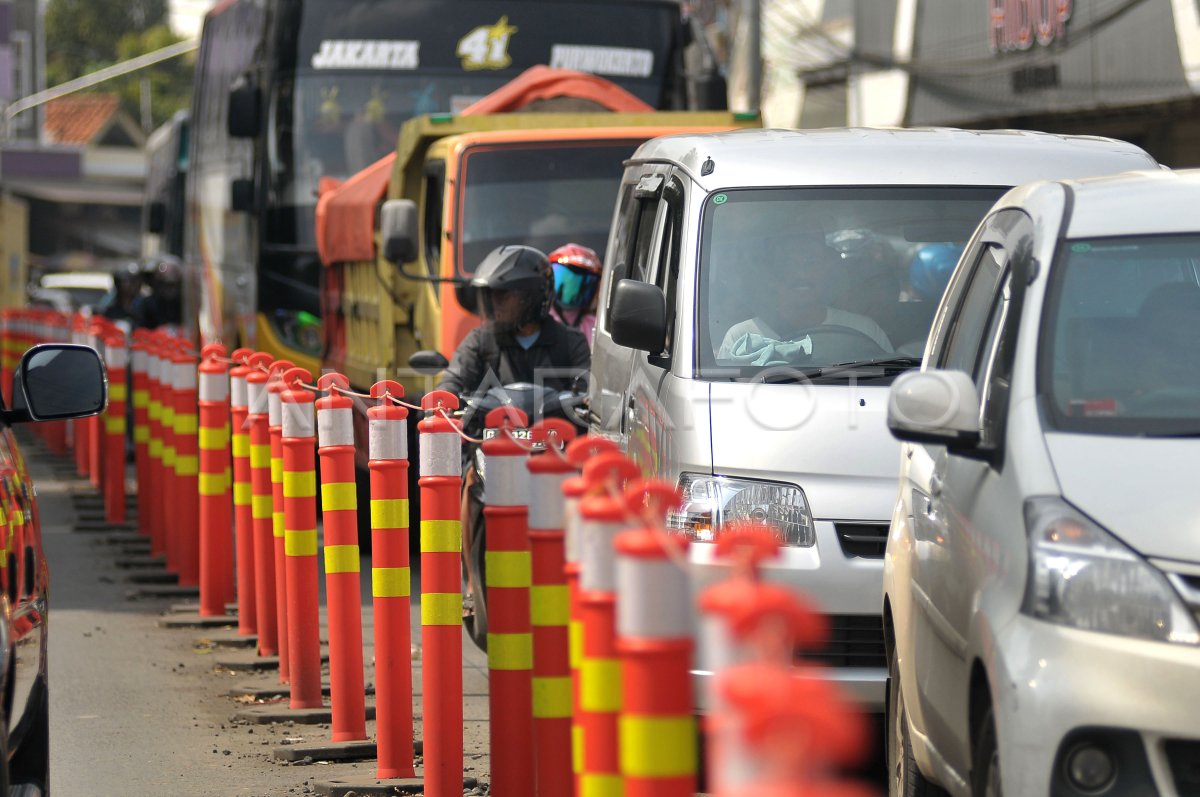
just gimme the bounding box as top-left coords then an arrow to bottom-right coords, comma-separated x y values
231,178 -> 255,213
381,199 -> 418,264
227,77 -> 260,139
610,279 -> 668,353
146,200 -> 166,233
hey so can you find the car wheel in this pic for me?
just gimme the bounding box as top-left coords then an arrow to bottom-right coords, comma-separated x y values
972,705 -> 1002,797
888,650 -> 948,797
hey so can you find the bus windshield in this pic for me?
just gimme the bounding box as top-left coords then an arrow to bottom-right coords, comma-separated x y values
457,141 -> 644,276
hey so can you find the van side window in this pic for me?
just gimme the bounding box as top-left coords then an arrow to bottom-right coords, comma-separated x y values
652,177 -> 686,355
602,182 -> 642,330
938,244 -> 1007,382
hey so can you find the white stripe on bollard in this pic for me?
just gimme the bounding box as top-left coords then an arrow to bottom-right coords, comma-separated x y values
368,417 -> 407,461
419,432 -> 459,477
317,407 -> 354,448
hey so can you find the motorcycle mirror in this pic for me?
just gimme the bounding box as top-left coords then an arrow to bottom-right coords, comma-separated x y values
408,350 -> 449,374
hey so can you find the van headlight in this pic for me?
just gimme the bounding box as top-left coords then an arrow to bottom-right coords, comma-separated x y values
1022,497 -> 1199,645
666,473 -> 815,547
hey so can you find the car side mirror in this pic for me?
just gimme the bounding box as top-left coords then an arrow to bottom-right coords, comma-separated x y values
231,178 -> 255,213
227,77 -> 260,139
380,199 -> 418,265
887,369 -> 981,450
609,279 -> 667,353
408,350 -> 449,374
146,200 -> 166,233
12,344 -> 107,423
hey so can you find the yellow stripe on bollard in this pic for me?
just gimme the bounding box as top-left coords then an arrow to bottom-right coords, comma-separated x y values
283,471 -> 316,498
270,457 -> 283,483
199,427 -> 228,451
573,725 -> 585,775
231,433 -> 250,458
104,417 -> 125,435
370,498 -> 409,529
133,389 -> 149,408
484,551 -> 531,588
320,482 -> 356,512
134,427 -> 150,444
569,620 -> 584,669
148,439 -> 163,458
372,566 -> 411,598
618,715 -> 697,778
580,773 -> 623,797
487,632 -> 533,671
175,455 -> 199,476
109,383 -> 128,401
580,658 -> 622,712
420,519 -> 460,553
323,544 -> 360,574
284,528 -> 318,557
530,585 -> 570,626
174,413 -> 198,435
272,511 -> 285,538
249,444 -> 270,469
532,676 -> 572,718
251,495 -> 272,520
421,592 -> 461,626
233,482 -> 252,506
199,472 -> 229,496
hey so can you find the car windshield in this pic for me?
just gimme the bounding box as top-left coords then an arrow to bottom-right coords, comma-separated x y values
697,187 -> 1004,381
1043,234 -> 1200,436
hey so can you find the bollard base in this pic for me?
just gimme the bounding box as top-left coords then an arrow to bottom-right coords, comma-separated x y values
125,584 -> 198,600
158,612 -> 239,629
125,570 -> 179,585
228,680 -> 375,700
313,775 -> 474,796
196,629 -> 257,648
273,739 -> 377,763
74,521 -> 136,533
232,701 -> 375,725
112,555 -> 165,570
97,532 -> 147,546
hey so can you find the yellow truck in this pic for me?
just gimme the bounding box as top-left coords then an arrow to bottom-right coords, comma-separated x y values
0,195 -> 28,310
316,74 -> 756,393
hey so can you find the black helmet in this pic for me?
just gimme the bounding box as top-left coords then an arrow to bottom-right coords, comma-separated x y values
471,245 -> 553,332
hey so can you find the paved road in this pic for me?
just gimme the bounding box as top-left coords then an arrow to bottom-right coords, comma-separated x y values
23,432 -> 491,796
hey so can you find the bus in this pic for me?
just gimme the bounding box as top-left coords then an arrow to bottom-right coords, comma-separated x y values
143,110 -> 189,260
185,0 -> 725,371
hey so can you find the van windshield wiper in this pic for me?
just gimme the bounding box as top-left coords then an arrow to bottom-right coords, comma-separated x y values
757,356 -> 922,383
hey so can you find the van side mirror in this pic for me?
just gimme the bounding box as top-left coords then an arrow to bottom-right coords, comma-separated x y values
408,350 -> 449,374
610,279 -> 667,353
887,369 -> 981,451
380,199 -> 418,265
10,344 -> 107,423
227,77 -> 260,139
146,200 -> 166,233
231,178 -> 255,213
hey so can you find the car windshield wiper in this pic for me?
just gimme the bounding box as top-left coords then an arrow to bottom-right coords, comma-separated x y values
754,356 -> 922,384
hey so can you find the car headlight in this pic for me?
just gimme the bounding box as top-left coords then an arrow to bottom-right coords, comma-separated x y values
666,473 -> 815,547
1022,497 -> 1199,645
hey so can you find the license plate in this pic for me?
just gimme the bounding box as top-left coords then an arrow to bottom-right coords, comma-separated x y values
482,427 -> 534,441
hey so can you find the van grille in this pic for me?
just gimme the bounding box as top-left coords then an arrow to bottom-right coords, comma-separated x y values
1165,739 -> 1200,796
834,523 -> 889,559
798,614 -> 887,669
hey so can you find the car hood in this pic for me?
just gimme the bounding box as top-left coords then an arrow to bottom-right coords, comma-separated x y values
708,382 -> 900,521
1044,433 -> 1200,562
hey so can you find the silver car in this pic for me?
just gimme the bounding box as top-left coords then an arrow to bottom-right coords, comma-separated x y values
884,168 -> 1200,796
588,127 -> 1157,711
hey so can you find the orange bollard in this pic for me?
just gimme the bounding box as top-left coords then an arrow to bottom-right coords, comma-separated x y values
198,343 -> 235,617
229,349 -> 258,636
614,481 -> 695,797
417,390 -> 464,797
562,436 -> 619,793
247,352 -> 278,656
103,331 -> 128,525
87,320 -> 106,486
578,452 -> 641,797
73,316 -> 90,478
267,358 -> 295,683
368,380 -> 416,779
172,346 -> 201,588
160,336 -> 182,573
315,372 -> 366,741
482,407 -> 535,796
131,332 -> 153,537
281,366 -> 322,708
145,334 -> 167,556
526,419 -> 579,797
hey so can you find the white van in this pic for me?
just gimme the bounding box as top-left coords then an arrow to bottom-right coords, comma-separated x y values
586,127 -> 1157,710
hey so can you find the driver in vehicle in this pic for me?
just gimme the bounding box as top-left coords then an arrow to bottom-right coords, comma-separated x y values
436,244 -> 591,398
717,231 -> 893,362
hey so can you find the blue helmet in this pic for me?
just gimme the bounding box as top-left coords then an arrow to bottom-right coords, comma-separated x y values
909,244 -> 964,301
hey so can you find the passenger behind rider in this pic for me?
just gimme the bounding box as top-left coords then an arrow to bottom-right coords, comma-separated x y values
717,231 -> 892,360
436,244 -> 591,398
547,242 -> 602,348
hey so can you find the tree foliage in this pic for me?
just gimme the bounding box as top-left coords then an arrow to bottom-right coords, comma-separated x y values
45,0 -> 194,130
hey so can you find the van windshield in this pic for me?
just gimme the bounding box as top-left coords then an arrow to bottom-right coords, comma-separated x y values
1042,234 -> 1200,436
697,187 -> 1003,381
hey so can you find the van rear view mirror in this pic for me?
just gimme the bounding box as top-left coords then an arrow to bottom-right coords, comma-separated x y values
228,77 -> 260,139
609,279 -> 667,353
231,178 -> 255,213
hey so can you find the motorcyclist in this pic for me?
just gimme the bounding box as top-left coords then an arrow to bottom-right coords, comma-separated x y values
547,242 -> 602,347
132,256 -> 184,331
436,244 -> 591,398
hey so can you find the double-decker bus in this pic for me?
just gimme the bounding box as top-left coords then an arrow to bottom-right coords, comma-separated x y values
185,0 -> 724,370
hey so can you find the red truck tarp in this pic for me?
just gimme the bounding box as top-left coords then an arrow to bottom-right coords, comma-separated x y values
315,66 -> 654,267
